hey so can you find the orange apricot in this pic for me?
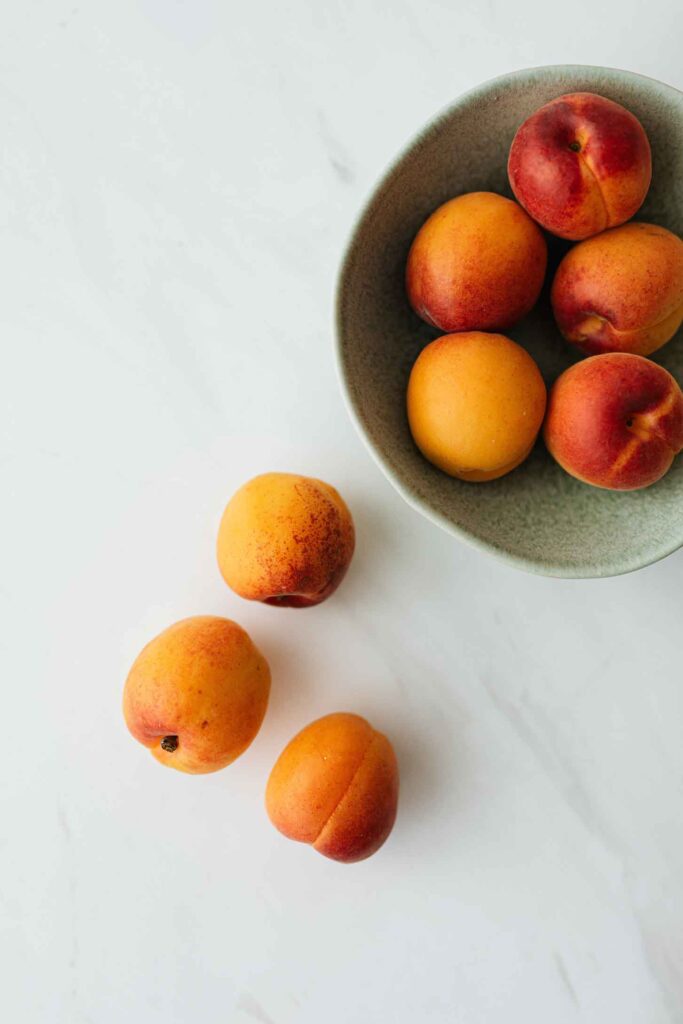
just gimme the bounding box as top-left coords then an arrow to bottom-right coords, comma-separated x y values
123,616 -> 270,774
266,713 -> 399,863
407,332 -> 547,481
217,473 -> 355,608
406,192 -> 547,332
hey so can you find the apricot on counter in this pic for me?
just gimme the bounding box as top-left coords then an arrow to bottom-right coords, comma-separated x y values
123,616 -> 271,774
544,354 -> 683,490
266,712 -> 399,863
217,473 -> 355,608
508,92 -> 651,241
407,331 -> 547,481
405,191 -> 547,332
551,222 -> 683,357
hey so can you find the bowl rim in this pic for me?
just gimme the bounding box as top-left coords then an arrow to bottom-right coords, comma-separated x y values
335,63 -> 683,579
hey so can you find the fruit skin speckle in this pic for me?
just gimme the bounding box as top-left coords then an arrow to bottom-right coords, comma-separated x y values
544,353 -> 683,491
406,191 -> 547,333
551,222 -> 683,357
216,473 -> 355,608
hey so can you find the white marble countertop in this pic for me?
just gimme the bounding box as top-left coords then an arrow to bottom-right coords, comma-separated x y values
4,3 -> 683,1022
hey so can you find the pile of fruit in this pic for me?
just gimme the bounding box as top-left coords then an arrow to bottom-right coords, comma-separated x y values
405,92 -> 683,491
123,473 -> 398,863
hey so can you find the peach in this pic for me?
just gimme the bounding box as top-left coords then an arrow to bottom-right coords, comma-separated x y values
405,191 -> 547,332
508,92 -> 651,240
544,354 -> 683,490
217,473 -> 355,608
266,713 -> 398,863
123,616 -> 271,774
407,331 -> 547,481
551,222 -> 683,357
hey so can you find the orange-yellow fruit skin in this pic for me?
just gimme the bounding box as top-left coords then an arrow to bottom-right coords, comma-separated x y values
551,223 -> 683,357
544,353 -> 683,490
407,332 -> 547,481
508,92 -> 652,240
265,713 -> 399,863
217,473 -> 355,608
405,192 -> 547,332
123,616 -> 271,774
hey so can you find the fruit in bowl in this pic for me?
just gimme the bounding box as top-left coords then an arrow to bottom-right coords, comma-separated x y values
551,222 -> 683,356
406,331 -> 547,481
401,89 -> 681,494
544,353 -> 683,490
405,191 -> 547,332
401,89 -> 683,496
508,92 -> 652,240
337,67 -> 683,575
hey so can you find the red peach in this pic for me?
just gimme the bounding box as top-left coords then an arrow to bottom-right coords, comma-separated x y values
544,354 -> 683,490
551,222 -> 683,357
508,92 -> 651,240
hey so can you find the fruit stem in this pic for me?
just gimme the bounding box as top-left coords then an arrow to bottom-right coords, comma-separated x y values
161,735 -> 178,752
569,141 -> 581,152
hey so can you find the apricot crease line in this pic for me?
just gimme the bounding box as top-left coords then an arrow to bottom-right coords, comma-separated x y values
313,735 -> 378,845
576,151 -> 610,231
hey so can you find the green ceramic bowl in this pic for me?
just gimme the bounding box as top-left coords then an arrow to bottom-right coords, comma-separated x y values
336,65 -> 683,578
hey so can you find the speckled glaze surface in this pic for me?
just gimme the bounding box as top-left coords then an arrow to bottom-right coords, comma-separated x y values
336,65 -> 683,578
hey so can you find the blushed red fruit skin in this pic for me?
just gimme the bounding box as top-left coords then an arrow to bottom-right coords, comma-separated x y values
544,354 -> 683,490
508,92 -> 652,240
405,191 -> 547,332
551,222 -> 683,356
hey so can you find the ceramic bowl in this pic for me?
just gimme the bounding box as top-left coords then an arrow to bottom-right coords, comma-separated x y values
336,65 -> 683,578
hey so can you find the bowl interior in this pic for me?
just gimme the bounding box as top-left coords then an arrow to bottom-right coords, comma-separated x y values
337,66 -> 683,577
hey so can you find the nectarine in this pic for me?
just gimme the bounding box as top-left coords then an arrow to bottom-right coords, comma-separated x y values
508,92 -> 651,240
544,353 -> 683,490
551,222 -> 683,357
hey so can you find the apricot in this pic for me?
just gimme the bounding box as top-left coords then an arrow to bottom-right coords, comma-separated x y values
405,191 -> 547,332
217,473 -> 355,608
508,92 -> 651,240
544,354 -> 683,490
123,616 -> 270,774
266,713 -> 398,863
407,332 -> 547,481
551,222 -> 683,357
